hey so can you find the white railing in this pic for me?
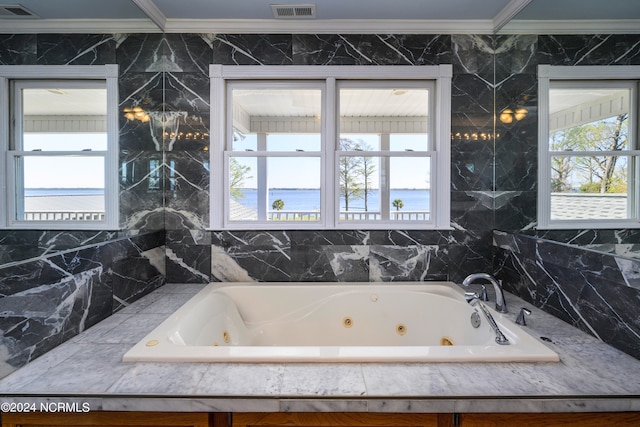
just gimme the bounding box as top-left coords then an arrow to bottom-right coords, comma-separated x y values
341,211 -> 430,221
390,211 -> 430,221
268,211 -> 321,221
24,211 -> 105,221
267,210 -> 430,221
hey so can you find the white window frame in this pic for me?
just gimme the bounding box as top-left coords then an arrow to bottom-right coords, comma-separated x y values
0,65 -> 119,230
538,65 -> 640,229
210,64 -> 452,230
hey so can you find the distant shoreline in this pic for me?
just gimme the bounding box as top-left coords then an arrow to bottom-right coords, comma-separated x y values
25,188 -> 104,196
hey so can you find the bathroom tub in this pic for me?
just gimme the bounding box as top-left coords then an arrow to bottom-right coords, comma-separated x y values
123,282 -> 559,363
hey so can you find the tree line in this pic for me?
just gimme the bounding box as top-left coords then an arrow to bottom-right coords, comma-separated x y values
551,114 -> 628,194
229,137 -> 406,212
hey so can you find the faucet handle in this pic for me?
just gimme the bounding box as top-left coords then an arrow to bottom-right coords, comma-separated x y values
480,285 -> 489,301
516,307 -> 531,326
464,292 -> 479,303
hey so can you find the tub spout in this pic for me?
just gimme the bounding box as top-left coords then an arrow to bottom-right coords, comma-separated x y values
462,273 -> 507,313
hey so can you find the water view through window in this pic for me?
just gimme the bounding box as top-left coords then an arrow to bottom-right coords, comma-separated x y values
16,84 -> 108,222
227,82 -> 433,224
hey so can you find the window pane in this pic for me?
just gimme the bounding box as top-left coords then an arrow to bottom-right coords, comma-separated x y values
338,155 -> 430,222
390,133 -> 429,151
549,87 -> 630,152
17,156 -> 105,221
339,155 -> 381,217
228,156 -> 321,222
339,134 -> 380,151
390,157 -> 431,221
268,134 -> 321,151
228,156 -> 257,220
23,133 -> 107,151
268,157 -> 321,221
19,87 -> 107,151
339,87 -> 429,150
231,87 -> 322,151
550,155 -> 629,220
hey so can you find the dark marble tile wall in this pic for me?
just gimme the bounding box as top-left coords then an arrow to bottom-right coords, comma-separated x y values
520,229 -> 640,260
166,229 -> 489,285
0,230 -> 120,265
0,34 -> 167,379
493,35 -> 538,231
493,230 -> 640,360
490,34 -> 640,360
162,34 -> 497,285
0,231 -> 165,378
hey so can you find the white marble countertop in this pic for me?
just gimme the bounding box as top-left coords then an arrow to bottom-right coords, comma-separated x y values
1,282 -> 640,414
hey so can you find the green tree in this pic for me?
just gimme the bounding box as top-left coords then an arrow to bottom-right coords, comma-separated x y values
229,158 -> 252,202
573,114 -> 628,193
357,142 -> 376,212
549,131 -> 575,192
271,199 -> 285,211
339,138 -> 378,212
392,199 -> 404,211
338,138 -> 364,211
550,114 -> 628,194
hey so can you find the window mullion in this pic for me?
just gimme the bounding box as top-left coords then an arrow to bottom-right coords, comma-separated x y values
8,152 -> 23,221
325,77 -> 336,228
538,68 -> 551,228
380,134 -> 390,221
257,133 -> 267,221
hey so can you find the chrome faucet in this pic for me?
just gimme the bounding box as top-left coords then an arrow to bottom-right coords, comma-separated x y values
466,296 -> 510,345
462,273 -> 508,313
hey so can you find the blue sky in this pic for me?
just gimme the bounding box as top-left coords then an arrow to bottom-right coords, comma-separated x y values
22,133 -> 106,188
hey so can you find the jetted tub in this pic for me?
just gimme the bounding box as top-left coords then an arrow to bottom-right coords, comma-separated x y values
123,282 -> 559,363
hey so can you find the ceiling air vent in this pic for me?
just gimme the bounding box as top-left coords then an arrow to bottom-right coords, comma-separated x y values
0,4 -> 37,18
271,4 -> 316,19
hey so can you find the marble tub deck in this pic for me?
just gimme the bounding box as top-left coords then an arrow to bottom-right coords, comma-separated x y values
1,283 -> 640,414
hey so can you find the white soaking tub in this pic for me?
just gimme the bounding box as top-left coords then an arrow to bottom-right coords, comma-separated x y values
122,282 -> 559,363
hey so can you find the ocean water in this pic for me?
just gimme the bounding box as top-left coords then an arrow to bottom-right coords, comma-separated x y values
24,188 -> 430,212
25,188 -> 104,196
238,189 -> 430,212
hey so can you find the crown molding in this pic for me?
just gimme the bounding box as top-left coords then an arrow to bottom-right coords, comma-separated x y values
163,18 -> 495,34
1,17 -> 639,36
0,19 -> 160,34
131,0 -> 167,31
500,19 -> 640,34
492,0 -> 533,33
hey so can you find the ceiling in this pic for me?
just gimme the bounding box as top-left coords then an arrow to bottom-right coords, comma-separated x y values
0,0 -> 638,34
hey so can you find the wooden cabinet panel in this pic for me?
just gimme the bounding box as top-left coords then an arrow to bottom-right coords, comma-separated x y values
458,412 -> 640,427
231,413 -> 440,427
1,411 -> 211,427
4,411 -> 640,427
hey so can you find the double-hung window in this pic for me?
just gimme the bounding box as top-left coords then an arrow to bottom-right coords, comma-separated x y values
538,65 -> 640,228
0,65 -> 119,230
210,65 -> 452,230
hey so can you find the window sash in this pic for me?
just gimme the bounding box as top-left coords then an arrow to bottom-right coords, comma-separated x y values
7,151 -> 108,227
335,150 -> 435,226
538,65 -> 640,229
223,151 -> 324,227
